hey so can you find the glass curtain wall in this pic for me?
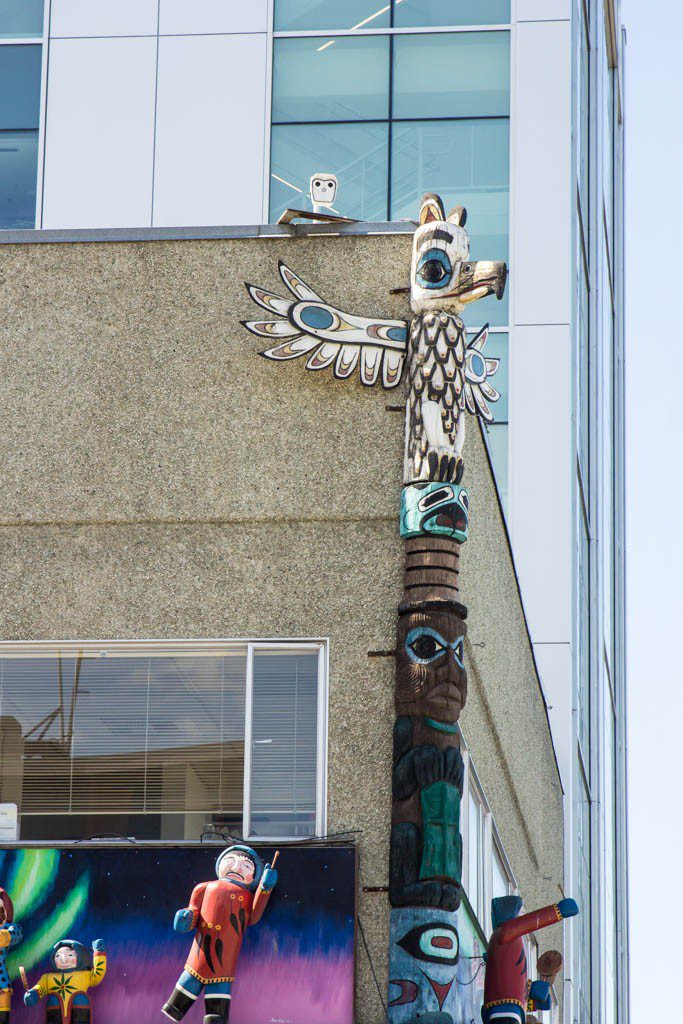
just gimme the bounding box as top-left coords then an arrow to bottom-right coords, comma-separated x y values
574,1 -> 625,1022
271,1 -> 511,498
0,1 -> 44,228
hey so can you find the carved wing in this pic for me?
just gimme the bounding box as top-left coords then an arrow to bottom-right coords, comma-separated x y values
462,325 -> 500,422
242,260 -> 408,389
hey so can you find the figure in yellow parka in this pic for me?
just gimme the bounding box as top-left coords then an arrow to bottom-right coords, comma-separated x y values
23,940 -> 106,1024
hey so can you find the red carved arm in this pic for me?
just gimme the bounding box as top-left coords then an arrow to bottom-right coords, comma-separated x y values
498,904 -> 562,944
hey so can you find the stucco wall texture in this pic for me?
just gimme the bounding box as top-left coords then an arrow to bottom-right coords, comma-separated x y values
0,232 -> 564,1020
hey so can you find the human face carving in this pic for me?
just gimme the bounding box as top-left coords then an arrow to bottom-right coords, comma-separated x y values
54,947 -> 78,970
396,607 -> 467,723
218,852 -> 255,885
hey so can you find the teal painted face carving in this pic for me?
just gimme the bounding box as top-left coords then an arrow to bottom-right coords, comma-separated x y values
400,483 -> 469,542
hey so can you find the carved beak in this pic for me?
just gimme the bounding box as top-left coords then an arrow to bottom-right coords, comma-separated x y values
454,260 -> 508,306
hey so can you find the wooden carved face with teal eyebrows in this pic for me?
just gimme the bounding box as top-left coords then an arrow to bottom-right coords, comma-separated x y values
410,193 -> 507,316
396,607 -> 468,724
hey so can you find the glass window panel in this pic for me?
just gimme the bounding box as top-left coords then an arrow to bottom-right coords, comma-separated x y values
576,777 -> 592,1022
578,262 -> 589,478
0,45 -> 41,129
0,645 -> 318,841
491,844 -> 510,902
391,118 -> 509,327
578,518 -> 590,762
272,36 -> 389,123
0,130 -> 38,228
274,0 -> 389,31
71,657 -> 149,813
0,0 -> 43,37
577,9 -> 589,234
395,0 -> 510,27
485,423 -> 508,514
270,122 -> 388,222
249,650 -> 319,838
392,32 -> 509,119
601,677 -> 617,1024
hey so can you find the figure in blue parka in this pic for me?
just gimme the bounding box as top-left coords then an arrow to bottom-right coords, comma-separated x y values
0,887 -> 23,1023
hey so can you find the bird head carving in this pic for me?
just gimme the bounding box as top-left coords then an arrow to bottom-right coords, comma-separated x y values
410,193 -> 507,315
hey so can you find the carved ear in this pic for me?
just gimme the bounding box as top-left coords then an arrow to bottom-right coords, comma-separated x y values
419,193 -> 446,225
447,205 -> 467,227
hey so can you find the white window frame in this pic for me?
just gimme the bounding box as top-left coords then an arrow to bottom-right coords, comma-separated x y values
0,636 -> 329,844
242,639 -> 328,842
460,730 -> 517,935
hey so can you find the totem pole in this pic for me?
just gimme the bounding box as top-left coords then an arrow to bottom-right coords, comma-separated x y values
243,192 -> 507,1024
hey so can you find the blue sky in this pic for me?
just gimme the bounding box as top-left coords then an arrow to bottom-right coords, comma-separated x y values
623,1 -> 680,1017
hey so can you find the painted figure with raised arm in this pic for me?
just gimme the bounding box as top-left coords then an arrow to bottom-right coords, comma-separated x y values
162,845 -> 278,1024
482,896 -> 579,1024
23,940 -> 106,1024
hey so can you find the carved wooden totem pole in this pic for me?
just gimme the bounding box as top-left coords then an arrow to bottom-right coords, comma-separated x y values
243,192 -> 507,1024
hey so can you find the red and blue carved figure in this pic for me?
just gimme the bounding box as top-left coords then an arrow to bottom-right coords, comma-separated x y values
0,888 -> 22,1023
163,845 -> 278,1024
23,940 -> 106,1024
482,896 -> 578,1024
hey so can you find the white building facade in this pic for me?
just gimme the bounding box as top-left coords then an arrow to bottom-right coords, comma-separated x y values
0,1 -> 627,1022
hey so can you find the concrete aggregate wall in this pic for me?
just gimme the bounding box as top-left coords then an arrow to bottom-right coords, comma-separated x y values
0,233 -> 563,1020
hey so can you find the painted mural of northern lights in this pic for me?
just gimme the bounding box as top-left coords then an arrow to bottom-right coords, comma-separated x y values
0,846 -> 355,1024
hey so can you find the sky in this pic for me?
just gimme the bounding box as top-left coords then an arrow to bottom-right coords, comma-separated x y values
622,1 -> 682,1019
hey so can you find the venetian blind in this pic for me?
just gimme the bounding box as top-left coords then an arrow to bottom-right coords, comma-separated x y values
0,648 -> 247,824
249,650 -> 319,838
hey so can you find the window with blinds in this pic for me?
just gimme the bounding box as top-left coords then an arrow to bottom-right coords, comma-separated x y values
0,642 -> 325,842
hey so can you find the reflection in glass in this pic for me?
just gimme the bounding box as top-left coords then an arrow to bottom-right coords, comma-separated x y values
273,36 -> 389,123
485,423 -> 508,514
391,118 -> 509,326
394,0 -> 510,27
393,32 -> 510,120
270,122 -> 388,222
274,0 -> 389,31
0,44 -> 42,129
476,331 -> 508,422
0,131 -> 38,228
492,844 -> 510,902
0,649 -> 250,839
0,0 -> 43,37
467,791 -> 483,920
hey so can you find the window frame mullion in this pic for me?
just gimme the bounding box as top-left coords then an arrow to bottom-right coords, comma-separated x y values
242,643 -> 255,841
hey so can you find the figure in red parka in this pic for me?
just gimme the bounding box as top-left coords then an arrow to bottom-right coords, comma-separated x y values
482,895 -> 578,1024
162,845 -> 277,1024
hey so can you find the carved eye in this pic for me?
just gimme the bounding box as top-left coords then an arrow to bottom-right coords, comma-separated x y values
421,260 -> 447,283
406,627 -> 447,664
418,486 -> 453,511
453,637 -> 464,667
459,490 -> 469,512
417,248 -> 452,290
327,181 -> 334,188
462,263 -> 473,274
314,180 -> 321,187
398,922 -> 459,964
